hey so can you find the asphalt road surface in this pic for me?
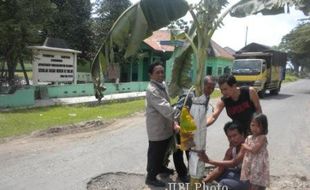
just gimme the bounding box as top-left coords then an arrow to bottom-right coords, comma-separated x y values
0,79 -> 309,190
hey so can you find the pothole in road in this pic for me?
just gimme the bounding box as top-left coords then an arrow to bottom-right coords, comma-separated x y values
87,172 -> 146,190
87,172 -> 182,190
269,175 -> 310,190
31,120 -> 112,137
87,173 -> 310,190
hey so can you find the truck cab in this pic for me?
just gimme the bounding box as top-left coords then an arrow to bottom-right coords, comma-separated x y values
232,58 -> 271,97
232,43 -> 287,98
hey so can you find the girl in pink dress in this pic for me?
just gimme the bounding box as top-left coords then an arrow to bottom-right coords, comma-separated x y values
241,113 -> 270,190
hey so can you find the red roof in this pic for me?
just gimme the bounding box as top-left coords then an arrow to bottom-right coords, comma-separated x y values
143,30 -> 175,52
210,40 -> 234,60
144,30 -> 234,60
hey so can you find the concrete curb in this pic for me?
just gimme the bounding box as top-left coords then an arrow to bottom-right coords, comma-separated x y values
33,92 -> 146,107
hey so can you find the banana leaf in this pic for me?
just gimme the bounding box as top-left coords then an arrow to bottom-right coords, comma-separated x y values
91,0 -> 189,100
230,0 -> 310,17
168,25 -> 197,98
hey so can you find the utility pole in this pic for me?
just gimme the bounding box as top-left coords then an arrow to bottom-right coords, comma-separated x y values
245,25 -> 248,46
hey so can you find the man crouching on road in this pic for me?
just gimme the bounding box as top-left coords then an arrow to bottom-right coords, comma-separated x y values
198,121 -> 249,190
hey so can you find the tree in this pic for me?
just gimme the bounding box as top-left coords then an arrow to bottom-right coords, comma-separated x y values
0,0 -> 54,89
93,0 -> 132,50
280,21 -> 310,74
43,0 -> 94,61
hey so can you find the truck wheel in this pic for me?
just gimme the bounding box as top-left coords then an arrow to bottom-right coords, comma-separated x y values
270,88 -> 279,95
270,82 -> 281,95
258,88 -> 266,98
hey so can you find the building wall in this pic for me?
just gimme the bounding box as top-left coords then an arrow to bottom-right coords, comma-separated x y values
165,56 -> 233,84
77,72 -> 92,83
119,46 -> 171,83
206,57 -> 232,76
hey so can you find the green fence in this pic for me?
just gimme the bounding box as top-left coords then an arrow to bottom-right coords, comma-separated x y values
0,82 -> 149,108
0,86 -> 35,108
104,82 -> 148,95
46,82 -> 148,98
46,83 -> 95,98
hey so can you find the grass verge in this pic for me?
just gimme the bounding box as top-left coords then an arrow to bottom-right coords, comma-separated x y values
0,89 -> 222,139
284,73 -> 299,83
0,100 -> 145,138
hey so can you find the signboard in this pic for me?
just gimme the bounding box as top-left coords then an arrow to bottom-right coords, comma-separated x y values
32,50 -> 75,84
159,40 -> 185,47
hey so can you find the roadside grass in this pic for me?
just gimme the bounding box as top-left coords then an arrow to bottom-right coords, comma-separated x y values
0,89 -> 222,139
0,100 -> 145,138
210,89 -> 221,99
284,73 -> 299,83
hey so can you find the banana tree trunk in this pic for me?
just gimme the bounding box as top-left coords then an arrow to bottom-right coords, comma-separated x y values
194,47 -> 207,95
188,95 -> 208,180
189,33 -> 210,189
193,21 -> 208,96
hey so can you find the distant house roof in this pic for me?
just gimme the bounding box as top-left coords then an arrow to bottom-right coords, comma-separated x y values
28,37 -> 81,53
143,30 -> 234,60
237,42 -> 272,53
210,40 -> 234,60
224,47 -> 236,55
143,30 -> 175,52
44,38 -> 70,49
28,46 -> 81,53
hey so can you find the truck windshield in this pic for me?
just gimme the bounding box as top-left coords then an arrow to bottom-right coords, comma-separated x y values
232,60 -> 262,75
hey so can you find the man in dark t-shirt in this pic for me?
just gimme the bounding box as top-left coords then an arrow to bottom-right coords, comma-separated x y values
207,74 -> 262,135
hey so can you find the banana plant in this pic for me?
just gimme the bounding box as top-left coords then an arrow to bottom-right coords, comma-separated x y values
91,0 -> 189,100
169,0 -> 310,98
230,0 -> 309,17
169,0 -> 231,97
167,0 -> 309,187
91,0 -> 309,100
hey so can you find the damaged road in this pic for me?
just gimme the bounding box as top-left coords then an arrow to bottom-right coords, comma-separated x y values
0,79 -> 309,190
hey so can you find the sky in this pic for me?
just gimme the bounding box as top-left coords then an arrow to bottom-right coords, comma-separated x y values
129,0 -> 308,51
